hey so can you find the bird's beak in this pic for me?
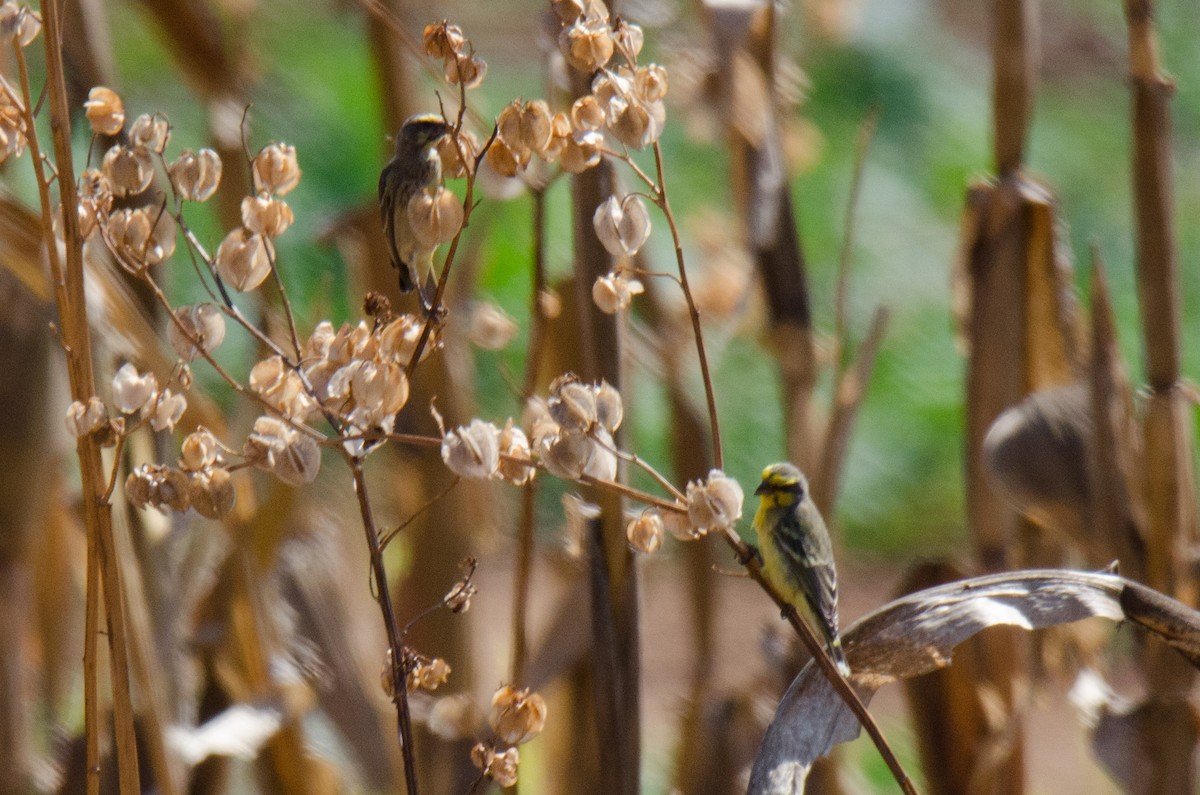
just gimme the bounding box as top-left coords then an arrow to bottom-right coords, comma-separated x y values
754,482 -> 769,496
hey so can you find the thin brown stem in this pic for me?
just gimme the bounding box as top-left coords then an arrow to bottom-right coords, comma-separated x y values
265,247 -> 304,360
380,477 -> 461,550
650,141 -> 723,469
347,456 -> 420,795
21,16 -> 143,793
512,187 -> 549,684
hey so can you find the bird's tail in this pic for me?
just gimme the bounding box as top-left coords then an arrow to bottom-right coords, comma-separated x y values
830,636 -> 851,677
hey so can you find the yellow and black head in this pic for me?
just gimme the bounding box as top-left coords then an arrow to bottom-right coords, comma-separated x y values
754,462 -> 807,508
395,113 -> 449,156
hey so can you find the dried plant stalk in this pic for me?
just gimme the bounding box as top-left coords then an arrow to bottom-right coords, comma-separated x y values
1123,0 -> 1197,605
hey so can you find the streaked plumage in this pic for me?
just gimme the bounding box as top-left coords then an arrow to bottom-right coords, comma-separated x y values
752,462 -> 850,676
379,114 -> 449,310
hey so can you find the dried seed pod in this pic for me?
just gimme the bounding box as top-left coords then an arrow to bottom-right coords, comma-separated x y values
442,419 -> 501,480
251,142 -> 301,196
180,428 -> 219,471
593,194 -> 651,258
274,432 -> 320,486
0,3 -> 41,47
593,380 -> 623,432
428,694 -> 483,740
168,303 -> 226,361
422,22 -> 466,59
168,148 -> 222,202
686,469 -> 744,531
105,206 -> 176,269
626,509 -> 664,554
471,743 -> 520,788
560,129 -> 604,174
241,193 -> 294,238
663,507 -> 700,541
592,271 -> 644,314
468,302 -> 518,350
498,99 -> 554,158
102,145 -> 153,197
613,18 -> 644,64
635,63 -> 668,103
489,685 -> 547,745
128,113 -> 170,154
444,54 -> 488,89
84,86 -> 124,136
497,420 -> 535,486
571,96 -> 606,132
560,16 -> 614,72
548,373 -> 597,431
148,388 -> 187,432
407,658 -> 452,693
407,186 -> 463,247
189,467 -> 235,519
436,128 -> 479,179
112,362 -> 158,414
215,228 -> 273,291
65,397 -> 108,439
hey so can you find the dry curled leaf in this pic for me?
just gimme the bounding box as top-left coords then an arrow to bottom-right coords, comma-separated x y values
748,569 -> 1200,794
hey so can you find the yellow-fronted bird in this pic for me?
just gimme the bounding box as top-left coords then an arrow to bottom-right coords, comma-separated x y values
752,462 -> 851,676
379,113 -> 449,312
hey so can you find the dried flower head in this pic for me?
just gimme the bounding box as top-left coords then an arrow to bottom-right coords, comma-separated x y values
241,193 -> 294,238
593,67 -> 666,149
626,509 -> 664,554
592,270 -> 644,314
686,469 -> 744,532
407,187 -> 463,246
536,427 -> 590,481
251,142 -> 301,196
442,419 -> 501,480
593,194 -> 651,258
189,467 -> 235,519
468,302 -> 518,350
484,135 -> 524,178
65,397 -> 108,439
471,743 -> 519,788
126,464 -> 191,513
168,148 -> 222,202
489,685 -> 547,746
84,87 -> 124,136
112,363 -> 158,414
128,113 -> 170,154
168,303 -> 226,362
77,169 -> 113,237
215,228 -> 273,291
102,145 -> 153,197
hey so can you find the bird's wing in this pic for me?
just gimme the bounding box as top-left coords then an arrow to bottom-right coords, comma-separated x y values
773,506 -> 841,642
378,165 -> 407,282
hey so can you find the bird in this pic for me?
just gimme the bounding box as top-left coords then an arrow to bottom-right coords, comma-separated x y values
752,462 -> 851,676
379,113 -> 450,312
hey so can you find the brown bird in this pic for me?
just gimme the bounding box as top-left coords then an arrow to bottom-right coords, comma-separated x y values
379,113 -> 449,311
